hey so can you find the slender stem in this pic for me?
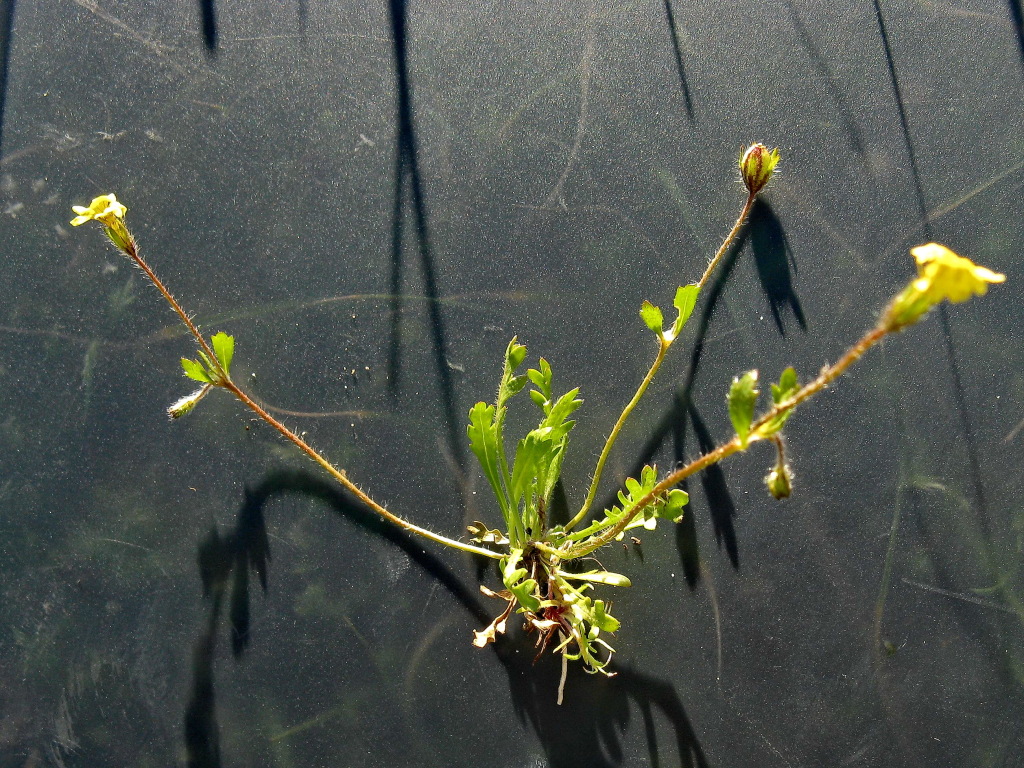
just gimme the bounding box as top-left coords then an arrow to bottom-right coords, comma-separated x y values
223,381 -> 501,559
561,319 -> 891,560
122,234 -> 218,367
117,226 -> 500,560
697,192 -> 755,292
565,191 -> 757,533
566,340 -> 668,531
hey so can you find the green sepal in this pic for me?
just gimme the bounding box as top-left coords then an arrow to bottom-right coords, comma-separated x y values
181,357 -> 213,383
639,300 -> 664,335
728,370 -> 760,448
211,332 -> 234,378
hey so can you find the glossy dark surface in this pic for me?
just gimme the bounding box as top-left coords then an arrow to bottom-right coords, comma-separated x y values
1,1 -> 1022,766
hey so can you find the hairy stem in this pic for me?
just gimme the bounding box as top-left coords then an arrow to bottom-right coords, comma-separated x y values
223,381 -> 501,559
119,228 -> 500,560
562,319 -> 890,559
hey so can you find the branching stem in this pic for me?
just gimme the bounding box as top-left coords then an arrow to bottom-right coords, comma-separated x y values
562,319 -> 890,559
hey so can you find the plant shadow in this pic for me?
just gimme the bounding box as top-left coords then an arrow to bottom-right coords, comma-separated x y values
183,469 -> 708,768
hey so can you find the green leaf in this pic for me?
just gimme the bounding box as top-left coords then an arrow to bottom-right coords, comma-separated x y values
639,300 -> 664,334
502,552 -> 541,612
757,367 -> 800,439
510,429 -> 549,508
211,332 -> 234,377
557,569 -> 632,588
592,599 -> 620,633
728,370 -> 760,447
496,337 -> 528,410
562,465 -> 661,543
657,488 -> 689,523
181,357 -> 212,383
467,402 -> 509,517
527,358 -> 553,404
771,366 -> 798,404
669,284 -> 700,337
542,388 -> 582,429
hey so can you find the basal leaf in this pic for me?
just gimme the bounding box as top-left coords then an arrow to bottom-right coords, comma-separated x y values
557,569 -> 632,588
502,552 -> 541,612
467,402 -> 509,515
592,599 -> 620,633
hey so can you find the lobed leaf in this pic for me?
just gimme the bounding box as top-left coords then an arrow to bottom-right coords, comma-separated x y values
181,357 -> 212,383
211,332 -> 234,377
639,300 -> 664,335
669,284 -> 700,338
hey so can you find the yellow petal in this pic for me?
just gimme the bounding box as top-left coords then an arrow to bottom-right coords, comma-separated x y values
909,243 -> 1005,305
69,193 -> 127,226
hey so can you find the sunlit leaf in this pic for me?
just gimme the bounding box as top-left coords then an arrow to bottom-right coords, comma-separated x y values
211,332 -> 234,377
557,569 -> 632,588
639,300 -> 664,334
467,402 -> 509,517
758,367 -> 800,438
181,357 -> 212,383
728,369 -> 760,447
670,284 -> 700,337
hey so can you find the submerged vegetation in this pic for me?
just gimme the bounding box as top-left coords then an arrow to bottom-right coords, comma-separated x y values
70,144 -> 1004,701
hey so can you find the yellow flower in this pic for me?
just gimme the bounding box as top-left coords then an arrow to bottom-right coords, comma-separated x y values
910,243 -> 1005,304
70,194 -> 127,227
738,143 -> 781,195
884,243 -> 1005,330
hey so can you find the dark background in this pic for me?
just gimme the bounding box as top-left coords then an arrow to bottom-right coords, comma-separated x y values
1,1 -> 1022,766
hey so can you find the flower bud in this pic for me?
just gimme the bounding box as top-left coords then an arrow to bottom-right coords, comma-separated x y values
739,144 -> 781,195
765,461 -> 793,500
167,384 -> 212,419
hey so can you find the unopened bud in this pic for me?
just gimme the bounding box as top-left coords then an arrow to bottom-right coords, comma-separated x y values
167,384 -> 212,419
765,461 -> 793,500
739,143 -> 781,195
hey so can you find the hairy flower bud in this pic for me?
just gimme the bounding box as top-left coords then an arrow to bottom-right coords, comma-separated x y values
739,143 -> 781,195
167,384 -> 212,419
765,461 -> 793,500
